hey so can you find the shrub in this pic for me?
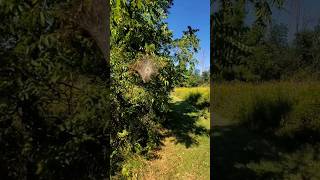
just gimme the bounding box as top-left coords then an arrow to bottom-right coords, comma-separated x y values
278,99 -> 320,142
238,92 -> 293,133
185,92 -> 210,109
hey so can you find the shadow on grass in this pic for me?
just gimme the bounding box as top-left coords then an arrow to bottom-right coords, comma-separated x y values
211,95 -> 293,179
211,91 -> 320,179
212,123 -> 280,179
212,122 -> 320,179
185,92 -> 210,110
162,98 -> 209,148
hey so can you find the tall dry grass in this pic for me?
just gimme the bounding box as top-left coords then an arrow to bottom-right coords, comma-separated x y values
213,81 -> 320,140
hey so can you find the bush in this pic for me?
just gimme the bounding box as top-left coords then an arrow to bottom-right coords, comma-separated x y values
185,92 -> 210,109
278,99 -> 320,142
238,92 -> 293,133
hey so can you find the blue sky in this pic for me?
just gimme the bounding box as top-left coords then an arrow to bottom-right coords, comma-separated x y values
166,0 -> 210,73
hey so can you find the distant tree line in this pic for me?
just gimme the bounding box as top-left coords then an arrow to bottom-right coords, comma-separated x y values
179,69 -> 210,87
216,20 -> 320,82
211,0 -> 320,82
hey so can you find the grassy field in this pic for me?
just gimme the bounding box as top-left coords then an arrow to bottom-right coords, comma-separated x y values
116,82 -> 320,179
213,81 -> 320,120
120,87 -> 210,179
212,81 -> 320,179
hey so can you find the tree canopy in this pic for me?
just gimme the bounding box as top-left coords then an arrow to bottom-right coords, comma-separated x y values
212,0 -> 320,81
110,0 -> 200,176
1,0 -> 110,178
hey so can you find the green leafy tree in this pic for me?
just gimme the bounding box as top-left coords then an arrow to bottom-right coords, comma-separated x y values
173,26 -> 200,86
201,70 -> 210,84
0,0 -> 110,179
211,0 -> 285,80
267,22 -> 289,48
110,0 -> 199,176
290,21 -> 320,79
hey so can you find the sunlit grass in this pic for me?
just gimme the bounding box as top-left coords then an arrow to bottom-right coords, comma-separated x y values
121,87 -> 210,179
213,81 -> 320,121
172,86 -> 209,101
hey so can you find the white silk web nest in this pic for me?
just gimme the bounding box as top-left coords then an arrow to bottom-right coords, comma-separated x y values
131,55 -> 161,83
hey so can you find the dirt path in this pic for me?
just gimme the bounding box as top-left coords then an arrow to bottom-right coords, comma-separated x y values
133,96 -> 210,180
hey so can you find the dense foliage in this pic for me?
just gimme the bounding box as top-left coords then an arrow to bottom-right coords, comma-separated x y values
232,21 -> 320,81
110,0 -> 200,176
0,0 -> 110,179
0,0 -> 200,178
212,0 -> 319,81
178,69 -> 210,87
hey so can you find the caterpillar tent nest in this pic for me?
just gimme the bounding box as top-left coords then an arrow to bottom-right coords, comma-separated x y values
131,54 -> 165,83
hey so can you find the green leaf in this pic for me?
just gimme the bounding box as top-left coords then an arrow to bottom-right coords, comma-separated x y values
40,11 -> 45,26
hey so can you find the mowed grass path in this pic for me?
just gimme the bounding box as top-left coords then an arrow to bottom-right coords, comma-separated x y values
132,87 -> 210,179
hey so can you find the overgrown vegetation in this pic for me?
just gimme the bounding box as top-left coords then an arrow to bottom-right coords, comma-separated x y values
212,0 -> 320,179
121,87 -> 210,179
214,82 -> 320,140
0,0 -> 110,179
213,81 -> 320,179
110,0 -> 201,176
0,0 -> 203,178
179,69 -> 210,87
